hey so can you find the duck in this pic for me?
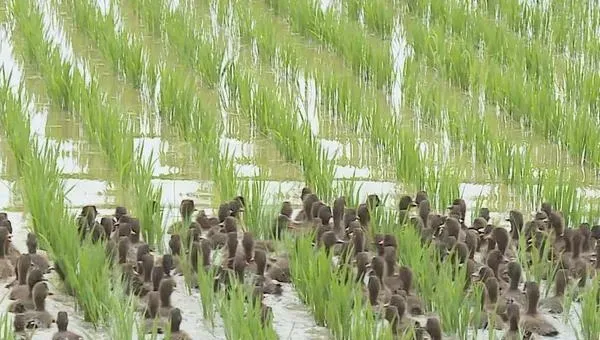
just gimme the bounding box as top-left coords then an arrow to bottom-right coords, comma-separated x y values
16,281 -> 54,328
26,233 -> 50,273
486,249 -> 509,292
76,205 -> 98,240
0,226 -> 15,279
52,311 -> 83,340
479,208 -> 490,222
357,194 -> 381,229
382,247 -> 403,293
158,278 -> 176,317
9,254 -> 32,300
540,269 -> 568,314
568,231 -> 588,280
253,249 -> 282,295
267,254 -> 291,283
478,277 -> 506,330
502,302 -> 537,340
332,196 -> 346,235
143,291 -> 166,334
169,308 -> 192,340
384,294 -> 417,334
296,193 -> 319,223
423,317 -> 445,340
490,226 -> 516,259
397,266 -> 424,315
397,195 -> 417,225
168,199 -> 196,235
272,201 -> 301,239
521,281 -> 558,336
506,210 -> 524,245
355,251 -> 371,283
502,262 -> 526,307
7,268 -> 45,312
320,230 -> 345,256
366,271 -> 381,306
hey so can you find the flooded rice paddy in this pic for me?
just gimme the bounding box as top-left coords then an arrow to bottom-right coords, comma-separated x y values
1,0 -> 600,338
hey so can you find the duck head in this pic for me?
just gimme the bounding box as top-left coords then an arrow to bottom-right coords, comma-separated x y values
490,227 -> 510,255
179,199 -> 196,221
425,317 -> 442,340
350,228 -> 365,253
370,256 -> 385,281
484,277 -> 499,304
242,232 -> 254,262
507,210 -> 524,240
146,292 -> 160,318
479,208 -> 490,222
367,272 -> 381,306
398,195 -> 417,211
355,252 -> 371,282
418,199 -> 431,225
320,231 -> 345,255
383,246 -> 397,275
302,194 -> 319,220
230,196 -> 246,218
507,262 -> 521,290
169,308 -> 183,333
398,266 -> 413,292
554,269 -> 568,297
254,249 -> 267,276
114,206 -> 128,222
332,196 -> 346,222
32,281 -> 51,311
56,311 -> 69,332
117,238 -> 129,264
217,203 -> 233,224
280,201 -> 293,218
26,233 -> 38,254
158,278 -> 176,307
415,191 -> 428,205
226,232 -> 238,261
169,234 -> 182,256
141,254 -> 154,282
486,249 -> 507,277
151,265 -> 163,291
524,281 -> 540,315
318,205 -> 332,226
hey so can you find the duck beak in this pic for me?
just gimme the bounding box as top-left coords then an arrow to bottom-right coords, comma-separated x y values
199,235 -> 208,240
505,218 -> 511,222
410,202 -> 417,207
335,239 -> 346,245
377,240 -> 384,246
248,257 -> 255,263
365,263 -> 371,268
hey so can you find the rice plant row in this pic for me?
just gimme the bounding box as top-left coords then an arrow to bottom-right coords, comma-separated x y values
0,73 -> 135,330
10,0 -> 164,247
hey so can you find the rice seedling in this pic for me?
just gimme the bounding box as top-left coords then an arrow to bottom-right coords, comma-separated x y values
0,72 -> 134,328
10,0 -> 164,248
218,280 -> 278,340
289,235 -> 395,340
573,276 -> 600,340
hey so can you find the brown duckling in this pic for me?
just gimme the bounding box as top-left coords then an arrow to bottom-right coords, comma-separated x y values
143,291 -> 166,334
0,226 -> 15,279
332,196 -> 346,235
506,210 -> 524,244
398,266 -> 424,315
397,195 -> 417,225
76,205 -> 98,239
320,230 -> 345,256
479,277 -> 505,330
158,278 -> 176,317
540,269 -> 568,314
52,311 -> 83,340
254,249 -> 282,295
17,281 -> 54,328
26,233 -> 50,273
491,226 -> 515,259
355,251 -> 371,283
502,262 -> 526,307
367,271 -> 381,306
502,302 -> 537,340
486,249 -> 509,291
382,247 -> 403,293
8,268 -> 45,312
169,308 -> 192,340
9,254 -> 32,300
296,193 -> 319,223
267,254 -> 290,283
349,228 -> 366,255
357,194 -> 381,229
521,281 -> 558,337
138,254 -> 155,297
424,317 -> 443,340
384,294 -> 415,334
568,231 -> 588,280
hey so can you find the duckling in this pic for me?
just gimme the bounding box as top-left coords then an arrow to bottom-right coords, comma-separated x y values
138,254 -> 155,297
568,231 -> 588,280
161,254 -> 174,277
506,210 -> 524,244
521,281 -> 558,337
332,196 -> 346,235
297,193 -> 319,223
479,277 -> 505,330
383,305 -> 400,335
502,262 -> 526,307
0,226 -> 15,279
448,198 -> 467,222
25,233 -> 50,273
397,195 -> 417,225
398,266 -> 424,315
267,254 -> 290,283
349,228 -> 366,255
169,308 -> 192,340
272,201 -> 301,239
113,206 -> 128,223
367,271 -> 381,306
17,281 -> 54,328
491,226 -> 516,259
479,208 -> 490,222
384,294 -> 416,334
253,249 -> 282,295
126,219 -> 144,260
383,247 -> 403,293
100,216 -> 114,240
424,317 -> 444,340
76,205 -> 98,240
52,311 -> 83,340
486,250 -> 509,292
357,194 -> 380,229
242,232 -> 255,265
9,254 -> 32,300
355,252 -> 371,283
540,269 -> 568,314
8,268 -> 45,312
320,230 -> 345,256
143,292 -> 166,334
158,278 -> 176,317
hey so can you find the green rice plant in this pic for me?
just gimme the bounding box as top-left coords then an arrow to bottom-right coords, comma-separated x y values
263,0 -> 394,89
11,0 -> 164,248
573,276 -> 600,340
218,279 -> 278,340
237,178 -> 278,237
0,311 -> 15,339
289,235 -> 393,339
0,74 -> 133,327
196,264 -> 218,327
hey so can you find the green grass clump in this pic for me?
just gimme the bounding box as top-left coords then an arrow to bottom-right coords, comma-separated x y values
0,74 -> 134,329
11,0 -> 164,248
574,276 -> 600,340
